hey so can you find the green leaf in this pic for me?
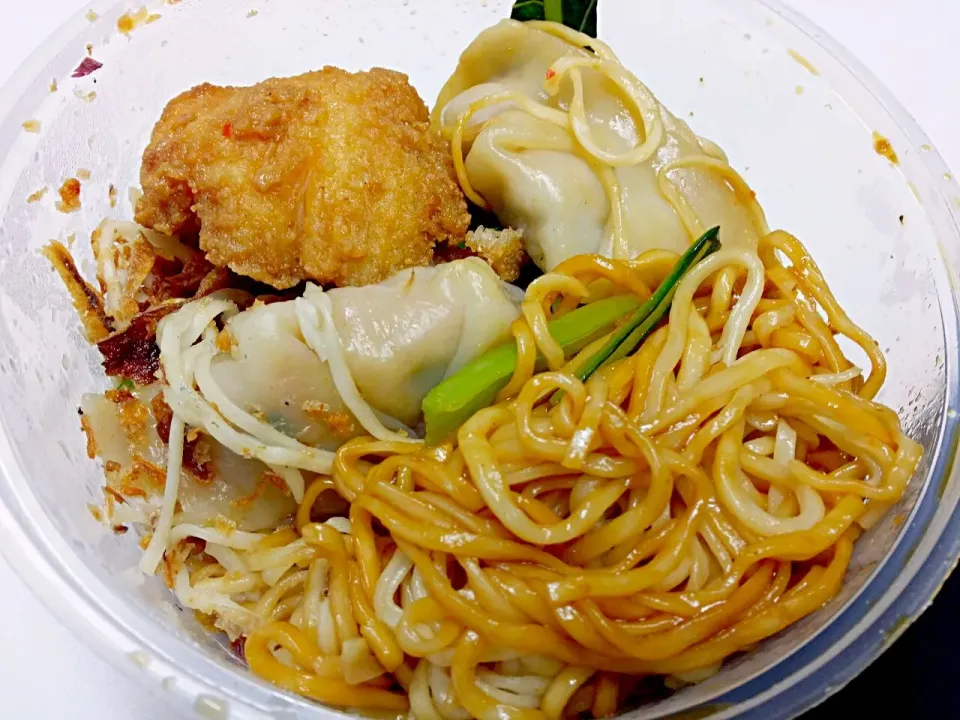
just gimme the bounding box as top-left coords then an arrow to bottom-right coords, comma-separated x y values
116,378 -> 135,391
572,226 -> 721,385
510,0 -> 598,37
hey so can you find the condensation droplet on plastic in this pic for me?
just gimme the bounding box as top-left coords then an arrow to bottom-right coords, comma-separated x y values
194,695 -> 229,720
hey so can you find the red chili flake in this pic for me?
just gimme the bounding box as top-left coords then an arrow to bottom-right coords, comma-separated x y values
545,69 -> 556,80
71,57 -> 103,78
222,122 -> 232,138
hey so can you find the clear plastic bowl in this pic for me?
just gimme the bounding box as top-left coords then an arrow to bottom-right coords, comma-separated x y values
1,1 -> 958,718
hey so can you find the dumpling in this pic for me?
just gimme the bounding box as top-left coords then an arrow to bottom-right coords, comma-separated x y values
80,386 -> 296,532
433,20 -> 767,270
329,257 -> 523,424
122,257 -> 519,573
161,257 -> 521,472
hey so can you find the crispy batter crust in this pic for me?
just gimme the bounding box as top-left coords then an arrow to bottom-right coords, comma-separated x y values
135,67 -> 470,289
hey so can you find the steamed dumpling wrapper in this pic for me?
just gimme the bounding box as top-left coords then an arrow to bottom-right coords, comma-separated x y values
127,257 -> 519,573
208,256 -> 522,444
434,19 -> 768,270
159,257 -> 521,485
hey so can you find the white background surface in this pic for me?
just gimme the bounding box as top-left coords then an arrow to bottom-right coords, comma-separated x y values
0,1 -> 958,718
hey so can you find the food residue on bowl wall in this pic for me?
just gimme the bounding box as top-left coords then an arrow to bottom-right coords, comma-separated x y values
247,9 -> 259,18
117,7 -> 161,34
73,88 -> 97,103
27,187 -> 48,203
85,9 -> 98,22
108,184 -> 118,208
72,58 -> 103,78
56,178 -> 82,213
77,168 -> 92,181
873,131 -> 900,165
787,48 -> 820,76
21,119 -> 41,133
795,85 -> 804,95
49,79 -> 58,92
907,181 -> 922,204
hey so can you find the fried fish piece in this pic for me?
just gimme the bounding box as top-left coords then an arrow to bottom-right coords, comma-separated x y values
135,67 -> 469,289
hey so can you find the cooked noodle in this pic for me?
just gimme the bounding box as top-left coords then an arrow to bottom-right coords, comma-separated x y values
67,18 -> 922,720
145,227 -> 920,718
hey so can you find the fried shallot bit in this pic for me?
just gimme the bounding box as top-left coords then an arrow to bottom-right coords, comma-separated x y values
42,241 -> 112,342
56,177 -> 82,213
27,186 -> 48,203
302,400 -> 355,437
97,300 -> 182,384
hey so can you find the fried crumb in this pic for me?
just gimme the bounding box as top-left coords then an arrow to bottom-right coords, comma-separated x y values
214,515 -> 237,536
215,328 -> 237,352
77,168 -> 92,180
108,184 -> 117,207
56,177 -> 82,212
186,427 -> 200,443
161,538 -> 200,588
102,485 -> 117,520
118,7 -> 151,34
22,119 -> 41,133
27,186 -> 48,203
66,232 -> 76,249
104,460 -> 122,473
264,470 -> 292,496
88,503 -> 104,522
464,226 -> 525,282
86,43 -> 94,57
302,400 -> 356,437
139,532 -> 153,550
231,477 -> 267,509
49,79 -> 58,92
117,456 -> 166,497
873,131 -> 899,165
106,388 -> 150,444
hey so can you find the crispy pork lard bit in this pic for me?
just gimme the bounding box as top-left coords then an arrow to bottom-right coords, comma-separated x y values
124,259 -> 519,573
433,19 -> 767,271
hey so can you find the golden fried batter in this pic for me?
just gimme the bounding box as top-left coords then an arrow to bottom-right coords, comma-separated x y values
135,68 -> 469,289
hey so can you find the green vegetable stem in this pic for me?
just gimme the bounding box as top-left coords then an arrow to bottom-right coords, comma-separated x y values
422,294 -> 640,444
570,226 -> 721,385
421,227 -> 722,444
511,0 -> 599,37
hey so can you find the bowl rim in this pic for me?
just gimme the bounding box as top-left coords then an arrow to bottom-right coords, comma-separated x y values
0,1 -> 959,719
